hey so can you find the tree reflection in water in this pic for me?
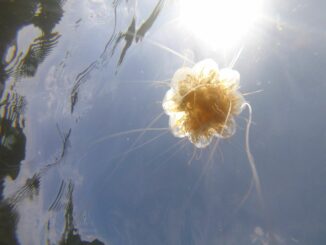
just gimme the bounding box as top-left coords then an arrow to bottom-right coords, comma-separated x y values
58,182 -> 104,245
0,0 -> 106,244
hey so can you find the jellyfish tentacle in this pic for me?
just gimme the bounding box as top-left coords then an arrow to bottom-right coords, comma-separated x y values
119,79 -> 171,87
91,127 -> 169,145
184,137 -> 222,209
100,131 -> 169,186
196,148 -> 204,160
242,102 -> 264,209
186,101 -> 232,205
187,147 -> 197,165
233,177 -> 255,214
152,138 -> 188,173
145,38 -> 195,65
129,112 -> 165,151
123,29 -> 195,65
94,112 -> 168,185
228,45 -> 244,69
242,89 -> 264,96
148,138 -> 187,168
119,131 -> 168,160
79,127 -> 169,166
97,131 -> 168,184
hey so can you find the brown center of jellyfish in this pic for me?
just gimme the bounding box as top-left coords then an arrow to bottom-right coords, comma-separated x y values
177,82 -> 242,143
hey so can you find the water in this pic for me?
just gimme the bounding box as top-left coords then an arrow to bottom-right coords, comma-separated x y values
1,0 -> 326,244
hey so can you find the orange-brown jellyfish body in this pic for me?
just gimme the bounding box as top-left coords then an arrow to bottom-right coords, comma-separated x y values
162,59 -> 244,148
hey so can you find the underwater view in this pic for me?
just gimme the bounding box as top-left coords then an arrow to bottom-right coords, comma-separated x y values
0,0 -> 326,244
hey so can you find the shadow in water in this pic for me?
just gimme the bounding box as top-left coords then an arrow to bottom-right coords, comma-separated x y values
0,91 -> 26,243
0,126 -> 69,245
0,124 -> 105,244
0,1 -> 87,244
0,94 -> 25,244
10,32 -> 61,79
70,0 -> 166,114
57,181 -> 105,245
0,0 -> 66,91
0,93 -> 26,197
0,0 -> 66,199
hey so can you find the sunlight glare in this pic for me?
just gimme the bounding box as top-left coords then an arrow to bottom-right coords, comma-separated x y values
180,0 -> 263,51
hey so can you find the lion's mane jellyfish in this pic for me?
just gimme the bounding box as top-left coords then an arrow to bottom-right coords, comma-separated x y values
162,59 -> 245,148
162,59 -> 263,206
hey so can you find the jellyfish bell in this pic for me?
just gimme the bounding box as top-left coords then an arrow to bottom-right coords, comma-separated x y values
162,59 -> 245,148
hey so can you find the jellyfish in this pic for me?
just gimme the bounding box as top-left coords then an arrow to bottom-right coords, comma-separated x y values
162,59 -> 244,148
162,59 -> 263,206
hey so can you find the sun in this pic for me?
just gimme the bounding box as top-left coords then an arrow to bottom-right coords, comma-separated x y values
179,0 -> 263,51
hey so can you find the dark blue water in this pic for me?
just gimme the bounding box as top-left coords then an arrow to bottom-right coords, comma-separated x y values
1,0 -> 326,244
